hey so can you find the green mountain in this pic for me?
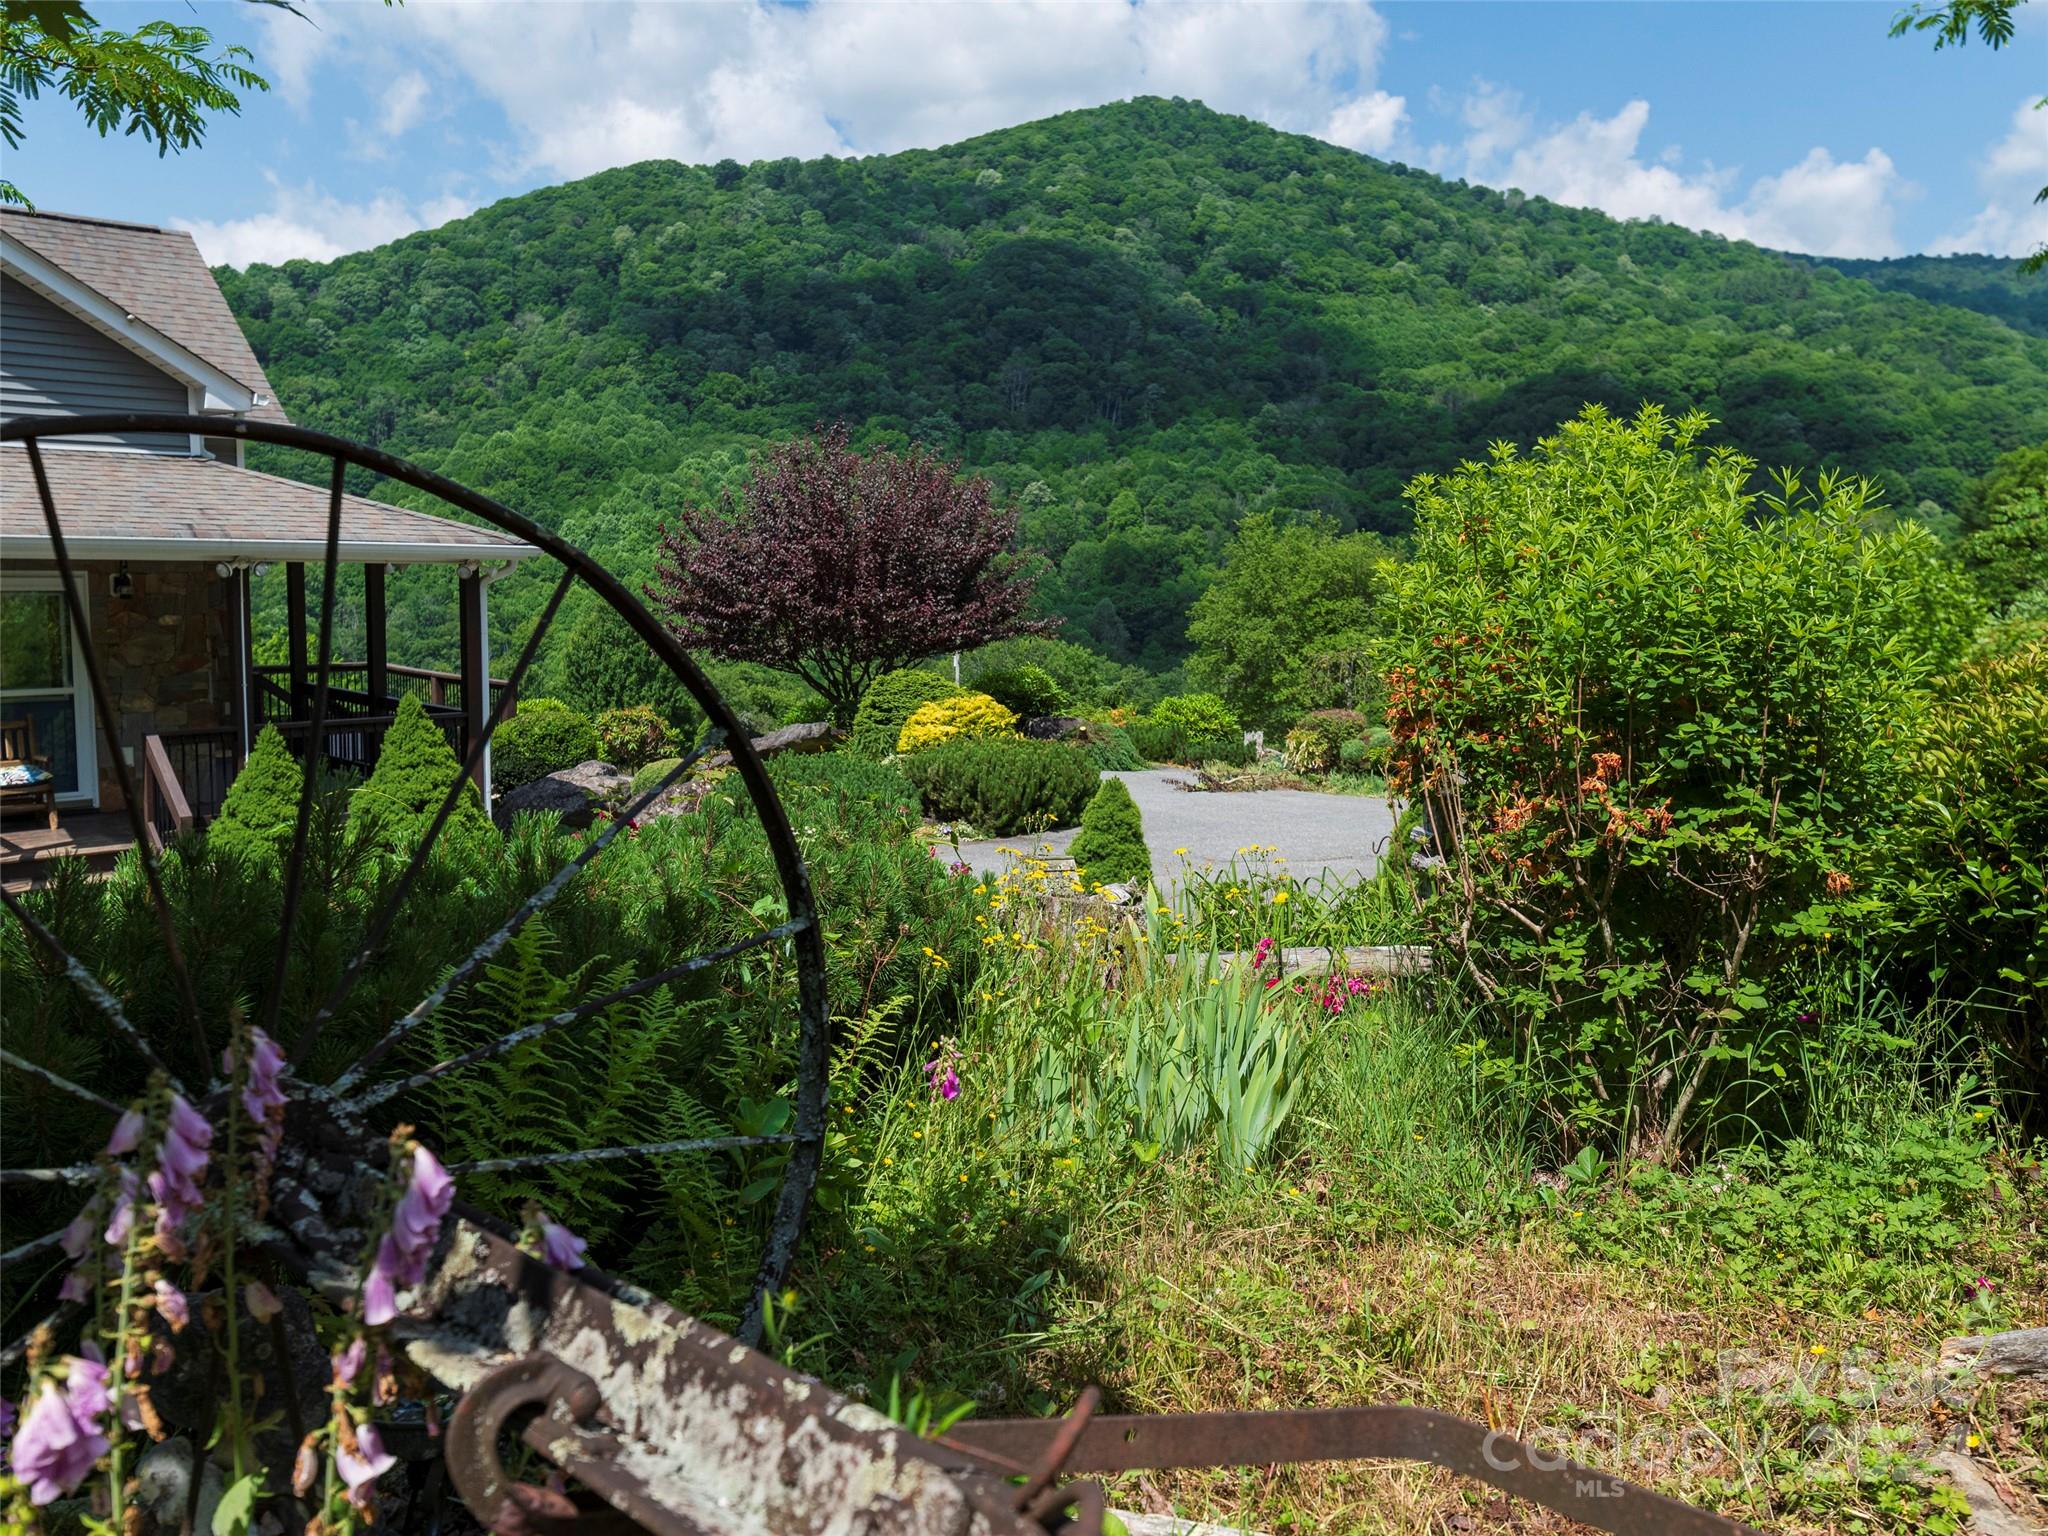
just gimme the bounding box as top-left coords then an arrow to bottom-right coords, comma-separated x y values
1802,253 -> 2048,339
219,97 -> 2048,673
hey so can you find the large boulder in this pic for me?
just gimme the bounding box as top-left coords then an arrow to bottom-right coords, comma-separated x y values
701,721 -> 842,769
1022,715 -> 1088,741
494,759 -> 631,829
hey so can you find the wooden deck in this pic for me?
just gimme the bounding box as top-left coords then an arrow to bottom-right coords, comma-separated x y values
0,810 -> 137,890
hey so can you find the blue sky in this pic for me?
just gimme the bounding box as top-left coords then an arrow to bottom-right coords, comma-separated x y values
13,1 -> 2046,267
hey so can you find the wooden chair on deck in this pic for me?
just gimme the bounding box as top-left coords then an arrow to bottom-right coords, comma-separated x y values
0,717 -> 60,830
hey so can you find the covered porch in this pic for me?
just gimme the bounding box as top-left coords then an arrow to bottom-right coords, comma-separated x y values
0,444 -> 540,870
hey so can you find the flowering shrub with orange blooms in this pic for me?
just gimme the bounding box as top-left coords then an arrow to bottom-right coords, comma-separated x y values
1375,404 -> 1980,1161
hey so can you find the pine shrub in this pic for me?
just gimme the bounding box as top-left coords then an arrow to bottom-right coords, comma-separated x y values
848,669 -> 962,758
896,692 -> 1018,754
969,664 -> 1068,719
207,725 -> 302,870
1148,692 -> 1239,739
493,698 -> 601,790
1082,723 -> 1147,772
595,705 -> 675,771
1127,720 -> 1183,763
1184,734 -> 1253,767
351,692 -> 493,853
1068,776 -> 1153,890
901,738 -> 1098,835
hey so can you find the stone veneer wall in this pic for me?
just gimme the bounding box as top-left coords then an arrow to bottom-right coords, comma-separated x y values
76,561 -> 241,809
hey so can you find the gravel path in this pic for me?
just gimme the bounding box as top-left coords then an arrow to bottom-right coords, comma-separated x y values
950,769 -> 1399,894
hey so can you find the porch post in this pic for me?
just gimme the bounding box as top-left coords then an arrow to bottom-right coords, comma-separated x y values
458,570 -> 487,798
237,567 -> 254,761
364,563 -> 388,707
285,562 -> 308,715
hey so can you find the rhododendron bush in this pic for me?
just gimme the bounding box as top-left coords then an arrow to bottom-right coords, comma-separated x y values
1376,405 -> 1980,1162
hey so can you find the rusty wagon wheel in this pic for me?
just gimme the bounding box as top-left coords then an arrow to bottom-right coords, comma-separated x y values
0,413 -> 831,1352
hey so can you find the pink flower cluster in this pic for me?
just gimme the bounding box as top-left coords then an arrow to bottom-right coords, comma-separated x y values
540,1217 -> 588,1271
1302,975 -> 1382,1016
361,1146 -> 454,1326
236,1028 -> 288,1166
9,1354 -> 110,1504
924,1041 -> 963,1101
148,1096 -> 213,1261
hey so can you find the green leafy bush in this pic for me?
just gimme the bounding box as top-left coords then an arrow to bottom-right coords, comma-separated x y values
595,705 -> 676,771
902,738 -> 1098,835
969,664 -> 1069,719
1068,776 -> 1153,889
1376,405 -> 1977,1160
206,725 -> 302,870
896,692 -> 1018,753
1148,692 -> 1239,740
1127,720 -> 1183,763
1082,723 -> 1146,772
1282,709 -> 1371,773
493,698 -> 601,790
350,692 -> 494,854
849,669 -> 962,759
1337,737 -> 1371,773
1182,734 -> 1253,768
1883,639 -> 2047,1096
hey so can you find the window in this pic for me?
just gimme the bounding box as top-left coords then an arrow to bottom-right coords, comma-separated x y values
0,576 -> 96,800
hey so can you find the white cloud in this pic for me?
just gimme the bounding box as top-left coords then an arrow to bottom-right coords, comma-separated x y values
387,0 -> 1393,178
1321,91 -> 1407,155
378,71 -> 431,140
1446,85 -> 1912,257
174,178 -> 474,267
1930,97 -> 2048,256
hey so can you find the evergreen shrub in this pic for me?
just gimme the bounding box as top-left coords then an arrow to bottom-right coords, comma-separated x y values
1337,737 -> 1371,773
595,705 -> 675,771
351,692 -> 493,853
207,725 -> 302,870
631,756 -> 683,797
493,698 -> 600,790
849,669 -> 961,758
1184,734 -> 1253,768
1127,720 -> 1183,763
896,692 -> 1018,754
1083,723 -> 1147,772
969,664 -> 1068,719
901,738 -> 1098,835
1068,776 -> 1152,889
1148,692 -> 1239,739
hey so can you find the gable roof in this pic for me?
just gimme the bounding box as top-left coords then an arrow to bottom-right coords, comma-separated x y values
0,445 -> 538,566
0,208 -> 287,424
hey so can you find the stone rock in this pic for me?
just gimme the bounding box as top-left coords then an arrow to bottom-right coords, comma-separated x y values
1023,715 -> 1087,740
493,759 -> 631,829
750,721 -> 840,757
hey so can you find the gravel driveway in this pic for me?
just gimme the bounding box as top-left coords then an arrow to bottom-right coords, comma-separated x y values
950,769 -> 1399,894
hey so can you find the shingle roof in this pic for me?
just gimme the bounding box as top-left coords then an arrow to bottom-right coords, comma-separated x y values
0,208 -> 288,424
1,446 -> 538,565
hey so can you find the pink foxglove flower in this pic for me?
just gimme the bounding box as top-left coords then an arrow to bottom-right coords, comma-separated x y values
539,1218 -> 588,1271
245,1280 -> 283,1323
361,1147 -> 455,1326
153,1279 -> 189,1332
104,1108 -> 146,1158
9,1357 -> 111,1506
334,1421 -> 395,1513
241,1029 -> 288,1164
104,1169 -> 139,1248
332,1337 -> 367,1390
149,1095 -> 213,1259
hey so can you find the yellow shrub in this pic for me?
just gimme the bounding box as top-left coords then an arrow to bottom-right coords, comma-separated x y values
897,692 -> 1018,754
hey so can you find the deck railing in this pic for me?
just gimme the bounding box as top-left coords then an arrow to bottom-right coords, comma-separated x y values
152,728 -> 241,825
140,734 -> 197,854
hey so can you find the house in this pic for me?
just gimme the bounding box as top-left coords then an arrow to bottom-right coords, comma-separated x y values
0,207 -> 539,880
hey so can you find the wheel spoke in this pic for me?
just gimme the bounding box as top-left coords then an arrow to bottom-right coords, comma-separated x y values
0,1228 -> 71,1268
0,1047 -> 123,1113
22,439 -> 206,1077
349,918 -> 807,1110
1,1164 -> 97,1186
263,456 -> 345,1039
1,884 -> 184,1091
331,731 -> 727,1093
290,566 -> 578,1070
446,1133 -> 797,1176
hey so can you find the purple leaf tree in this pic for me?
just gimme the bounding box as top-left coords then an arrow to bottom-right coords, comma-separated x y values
648,424 -> 1055,723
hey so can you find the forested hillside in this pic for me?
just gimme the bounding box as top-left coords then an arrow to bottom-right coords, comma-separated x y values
219,96 -> 2048,672
1807,253 -> 2048,338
